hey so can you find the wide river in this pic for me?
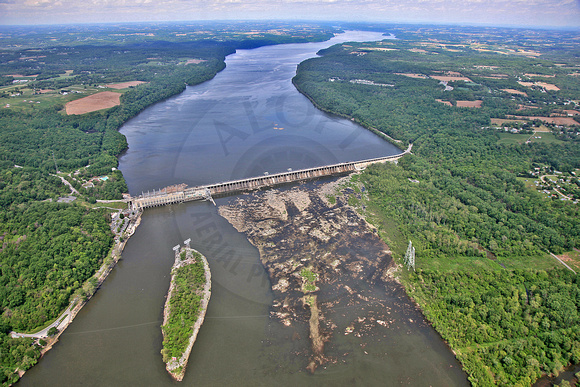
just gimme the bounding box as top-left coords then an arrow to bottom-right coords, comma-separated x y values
21,31 -> 468,386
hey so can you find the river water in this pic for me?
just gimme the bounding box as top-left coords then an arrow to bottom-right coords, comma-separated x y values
20,31 -> 468,386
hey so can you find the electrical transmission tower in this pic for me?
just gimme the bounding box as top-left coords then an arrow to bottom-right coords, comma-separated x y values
404,240 -> 415,271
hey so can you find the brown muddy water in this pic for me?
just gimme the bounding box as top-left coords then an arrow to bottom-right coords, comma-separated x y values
20,31 -> 468,386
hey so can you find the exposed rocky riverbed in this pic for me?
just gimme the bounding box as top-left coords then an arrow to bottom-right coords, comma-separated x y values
219,176 -> 420,373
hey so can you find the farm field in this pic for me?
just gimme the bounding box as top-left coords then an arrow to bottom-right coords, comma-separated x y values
508,115 -> 579,126
456,100 -> 482,108
1,81 -> 143,113
65,91 -> 121,115
292,25 -> 580,385
490,118 -> 528,125
105,81 -> 147,89
530,132 -> 565,144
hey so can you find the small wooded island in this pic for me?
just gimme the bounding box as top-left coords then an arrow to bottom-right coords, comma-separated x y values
161,245 -> 211,381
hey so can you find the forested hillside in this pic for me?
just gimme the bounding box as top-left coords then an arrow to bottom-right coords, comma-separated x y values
293,25 -> 580,385
0,22 -> 338,385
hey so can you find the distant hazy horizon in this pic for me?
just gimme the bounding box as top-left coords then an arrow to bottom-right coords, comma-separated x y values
0,19 -> 579,32
1,0 -> 579,29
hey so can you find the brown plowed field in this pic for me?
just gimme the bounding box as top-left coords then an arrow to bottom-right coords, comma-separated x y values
525,73 -> 555,78
507,115 -> 578,126
105,81 -> 146,89
536,82 -> 560,91
396,73 -> 428,79
502,89 -> 528,96
65,91 -> 121,115
456,100 -> 482,108
491,118 -> 528,125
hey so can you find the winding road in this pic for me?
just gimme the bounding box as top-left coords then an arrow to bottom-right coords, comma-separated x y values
540,175 -> 573,200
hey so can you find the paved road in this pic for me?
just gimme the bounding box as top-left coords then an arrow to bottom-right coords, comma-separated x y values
52,174 -> 80,196
11,301 -> 75,339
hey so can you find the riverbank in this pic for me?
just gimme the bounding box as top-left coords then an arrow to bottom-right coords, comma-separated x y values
10,207 -> 142,379
292,78 -> 407,150
161,246 -> 211,381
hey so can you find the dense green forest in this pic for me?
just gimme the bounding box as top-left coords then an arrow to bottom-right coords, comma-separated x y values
293,26 -> 580,385
161,251 -> 206,364
0,22 -> 338,385
410,269 -> 580,386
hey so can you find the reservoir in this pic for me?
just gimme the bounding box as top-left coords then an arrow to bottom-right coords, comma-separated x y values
20,31 -> 468,386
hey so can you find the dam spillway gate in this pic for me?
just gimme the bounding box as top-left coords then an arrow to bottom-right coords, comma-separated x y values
129,146 -> 411,210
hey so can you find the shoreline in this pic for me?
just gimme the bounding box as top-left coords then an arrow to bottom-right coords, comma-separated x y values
161,246 -> 211,382
292,78 -> 407,149
11,207 -> 143,377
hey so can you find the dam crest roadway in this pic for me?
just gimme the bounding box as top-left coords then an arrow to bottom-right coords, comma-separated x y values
129,144 -> 412,210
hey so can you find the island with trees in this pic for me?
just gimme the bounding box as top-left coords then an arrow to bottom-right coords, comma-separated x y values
2,20 -> 580,386
161,245 -> 211,381
0,22 -> 339,385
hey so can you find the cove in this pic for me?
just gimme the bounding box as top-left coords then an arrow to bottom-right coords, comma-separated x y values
20,31 -> 468,386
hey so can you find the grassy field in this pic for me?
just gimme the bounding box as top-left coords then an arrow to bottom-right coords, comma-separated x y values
92,201 -> 128,210
420,254 -> 504,271
535,124 -> 552,132
498,253 -> 560,271
530,132 -> 564,144
497,132 -> 530,145
516,177 -> 551,199
517,177 -> 537,189
0,83 -> 131,113
497,131 -> 563,145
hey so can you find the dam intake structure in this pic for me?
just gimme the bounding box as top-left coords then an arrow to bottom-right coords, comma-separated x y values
129,144 -> 411,210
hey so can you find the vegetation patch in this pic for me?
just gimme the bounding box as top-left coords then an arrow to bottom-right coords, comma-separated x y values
293,25 -> 580,385
300,268 -> 318,292
0,22 -> 339,384
161,247 -> 210,381
407,269 -> 580,386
